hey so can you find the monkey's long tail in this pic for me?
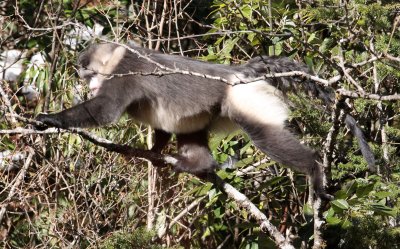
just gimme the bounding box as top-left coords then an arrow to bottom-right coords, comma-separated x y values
245,56 -> 376,171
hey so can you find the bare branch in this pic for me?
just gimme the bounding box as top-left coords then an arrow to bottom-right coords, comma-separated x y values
384,53 -> 400,63
312,197 -> 325,249
0,147 -> 34,224
0,126 -> 69,135
213,175 -> 294,249
3,113 -> 294,249
337,89 -> 400,101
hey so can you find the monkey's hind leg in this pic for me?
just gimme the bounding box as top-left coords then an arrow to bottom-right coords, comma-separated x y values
151,129 -> 172,153
235,117 -> 331,200
174,130 -> 217,177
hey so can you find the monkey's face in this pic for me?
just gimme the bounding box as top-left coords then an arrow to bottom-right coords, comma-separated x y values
78,67 -> 104,96
77,43 -> 126,97
78,47 -> 110,97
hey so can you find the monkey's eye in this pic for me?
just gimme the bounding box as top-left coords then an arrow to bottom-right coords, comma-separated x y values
85,72 -> 96,79
79,68 -> 97,81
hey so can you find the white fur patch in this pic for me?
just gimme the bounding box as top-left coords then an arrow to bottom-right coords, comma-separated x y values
88,44 -> 127,74
164,155 -> 178,165
151,109 -> 211,134
130,101 -> 212,134
89,76 -> 102,96
226,76 -> 288,126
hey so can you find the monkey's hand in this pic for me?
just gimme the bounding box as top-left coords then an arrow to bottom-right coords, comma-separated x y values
35,114 -> 63,130
317,190 -> 334,201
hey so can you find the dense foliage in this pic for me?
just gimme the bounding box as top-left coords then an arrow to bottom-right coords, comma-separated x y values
1,0 -> 399,248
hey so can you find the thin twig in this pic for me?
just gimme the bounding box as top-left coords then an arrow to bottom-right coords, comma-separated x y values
158,195 -> 207,238
0,83 -> 17,125
337,89 -> 400,101
0,147 -> 34,224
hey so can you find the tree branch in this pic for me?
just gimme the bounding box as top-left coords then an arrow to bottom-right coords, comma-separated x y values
2,114 -> 294,249
337,89 -> 400,101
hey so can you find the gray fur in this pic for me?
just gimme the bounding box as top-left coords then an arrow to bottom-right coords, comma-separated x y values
37,42 -> 335,198
232,112 -> 325,196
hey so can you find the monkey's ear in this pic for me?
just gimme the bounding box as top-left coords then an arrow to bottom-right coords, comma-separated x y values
127,37 -> 143,47
101,45 -> 126,71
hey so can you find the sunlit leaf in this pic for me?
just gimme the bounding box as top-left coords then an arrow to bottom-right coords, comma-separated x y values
331,199 -> 350,210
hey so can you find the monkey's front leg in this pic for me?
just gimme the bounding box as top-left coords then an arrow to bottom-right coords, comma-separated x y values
36,96 -> 124,129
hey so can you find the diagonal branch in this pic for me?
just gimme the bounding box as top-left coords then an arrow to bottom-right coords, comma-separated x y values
3,114 -> 294,249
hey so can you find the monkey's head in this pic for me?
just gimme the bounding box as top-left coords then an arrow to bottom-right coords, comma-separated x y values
77,43 -> 126,96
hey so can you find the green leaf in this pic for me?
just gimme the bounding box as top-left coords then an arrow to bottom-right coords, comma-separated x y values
373,191 -> 392,199
319,38 -> 334,53
304,56 -> 314,71
187,182 -> 212,196
256,176 -> 287,191
235,157 -> 256,168
370,203 -> 397,216
247,32 -> 256,42
202,227 -> 211,239
217,169 -> 230,180
326,216 -> 342,225
208,133 -> 225,152
27,39 -> 38,48
331,199 -> 349,210
214,207 -> 221,217
274,42 -> 283,56
324,207 -> 335,219
356,182 -> 375,198
341,219 -> 352,229
334,190 -> 349,200
241,5 -> 252,19
307,33 -> 316,43
239,140 -> 253,156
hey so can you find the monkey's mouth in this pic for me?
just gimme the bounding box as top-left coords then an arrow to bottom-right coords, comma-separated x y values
88,77 -> 101,96
89,87 -> 99,96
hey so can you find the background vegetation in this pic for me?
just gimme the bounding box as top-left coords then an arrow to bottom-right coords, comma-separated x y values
1,0 -> 399,248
